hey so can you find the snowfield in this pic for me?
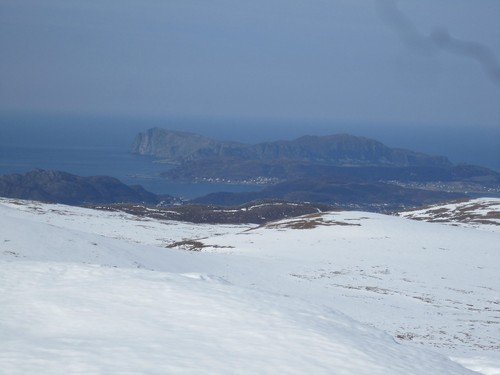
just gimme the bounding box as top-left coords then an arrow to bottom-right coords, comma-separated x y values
1,197 -> 499,374
0,262 -> 475,375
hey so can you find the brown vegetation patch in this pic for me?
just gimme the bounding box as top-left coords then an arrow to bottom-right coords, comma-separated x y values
485,211 -> 500,219
167,240 -> 208,251
5,199 -> 26,206
91,201 -> 336,224
399,199 -> 500,226
265,217 -> 361,230
166,239 -> 234,251
396,332 -> 417,341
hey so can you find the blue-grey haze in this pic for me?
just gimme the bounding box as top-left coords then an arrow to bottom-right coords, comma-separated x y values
0,0 -> 499,125
0,0 -> 499,188
0,114 -> 264,198
1,113 -> 499,173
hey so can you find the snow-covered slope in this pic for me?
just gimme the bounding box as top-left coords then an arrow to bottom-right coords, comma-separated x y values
0,261 -> 475,375
1,197 -> 499,374
397,198 -> 500,233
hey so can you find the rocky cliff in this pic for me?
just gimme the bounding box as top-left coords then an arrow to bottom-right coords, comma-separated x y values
131,128 -> 452,167
131,128 -> 254,162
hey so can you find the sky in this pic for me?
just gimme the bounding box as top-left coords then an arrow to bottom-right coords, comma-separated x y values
0,0 -> 499,168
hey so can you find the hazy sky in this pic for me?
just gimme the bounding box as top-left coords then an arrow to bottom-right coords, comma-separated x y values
1,0 -> 499,129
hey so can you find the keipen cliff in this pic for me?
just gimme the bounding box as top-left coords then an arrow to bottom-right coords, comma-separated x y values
131,128 -> 452,167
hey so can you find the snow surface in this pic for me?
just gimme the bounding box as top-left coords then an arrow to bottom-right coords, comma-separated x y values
0,261 -> 476,375
1,197 -> 499,374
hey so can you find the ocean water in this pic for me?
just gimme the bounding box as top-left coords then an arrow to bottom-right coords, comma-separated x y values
0,112 -> 267,198
1,112 -> 498,199
0,144 -> 261,199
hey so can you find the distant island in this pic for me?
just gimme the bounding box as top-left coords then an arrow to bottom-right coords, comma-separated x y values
131,128 -> 452,167
131,128 -> 500,207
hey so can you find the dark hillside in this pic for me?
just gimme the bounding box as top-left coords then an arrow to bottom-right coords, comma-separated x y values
192,178 -> 464,212
0,169 -> 174,205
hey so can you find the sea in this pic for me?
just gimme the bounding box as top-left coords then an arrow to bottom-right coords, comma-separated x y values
1,112 -> 499,199
0,144 -> 262,199
0,113 -> 262,199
